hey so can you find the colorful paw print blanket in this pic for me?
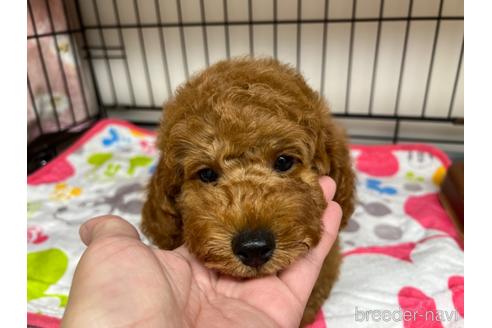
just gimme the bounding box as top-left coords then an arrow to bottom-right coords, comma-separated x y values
27,119 -> 464,327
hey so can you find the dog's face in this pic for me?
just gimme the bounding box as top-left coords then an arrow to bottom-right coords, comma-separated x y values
172,102 -> 327,277
150,59 -> 346,278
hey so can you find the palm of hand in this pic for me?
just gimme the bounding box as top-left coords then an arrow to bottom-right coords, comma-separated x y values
69,233 -> 306,328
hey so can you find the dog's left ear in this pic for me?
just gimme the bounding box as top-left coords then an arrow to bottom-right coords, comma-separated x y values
141,132 -> 185,249
142,154 -> 184,249
312,109 -> 355,229
141,97 -> 189,249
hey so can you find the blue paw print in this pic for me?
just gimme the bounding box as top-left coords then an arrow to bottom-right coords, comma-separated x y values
102,127 -> 130,148
366,178 -> 397,195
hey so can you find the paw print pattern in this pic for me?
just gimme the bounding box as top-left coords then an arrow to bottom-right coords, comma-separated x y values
366,178 -> 398,195
50,183 -> 82,201
139,139 -> 157,155
374,224 -> 403,240
27,201 -> 42,219
359,201 -> 392,217
356,149 -> 399,177
343,200 -> 401,248
448,276 -> 464,318
27,226 -> 49,244
53,182 -> 145,226
432,166 -> 447,186
407,151 -> 434,170
344,242 -> 417,262
404,193 -> 460,245
87,152 -> 112,171
398,287 -> 444,328
86,153 -> 153,179
343,219 -> 360,233
102,127 -> 132,152
104,163 -> 121,177
127,156 -> 153,175
404,171 -> 425,192
27,158 -> 74,185
102,127 -> 121,147
398,280 -> 463,327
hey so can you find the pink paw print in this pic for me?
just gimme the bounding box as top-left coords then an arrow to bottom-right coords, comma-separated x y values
139,139 -> 156,155
448,276 -> 464,317
27,226 -> 49,244
398,287 -> 443,328
398,279 -> 463,327
356,149 -> 399,177
27,158 -> 75,185
344,242 -> 417,262
404,193 -> 462,247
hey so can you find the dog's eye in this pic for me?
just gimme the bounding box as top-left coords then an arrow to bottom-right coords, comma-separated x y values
198,168 -> 219,183
274,155 -> 295,172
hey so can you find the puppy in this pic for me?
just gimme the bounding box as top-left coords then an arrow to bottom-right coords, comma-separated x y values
142,57 -> 355,326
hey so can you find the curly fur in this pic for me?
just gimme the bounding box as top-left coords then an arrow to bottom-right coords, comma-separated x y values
142,57 -> 355,326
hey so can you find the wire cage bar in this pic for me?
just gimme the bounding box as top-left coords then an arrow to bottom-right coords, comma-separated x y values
27,0 -> 464,174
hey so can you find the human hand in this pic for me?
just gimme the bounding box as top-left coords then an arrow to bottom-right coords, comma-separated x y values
62,176 -> 342,328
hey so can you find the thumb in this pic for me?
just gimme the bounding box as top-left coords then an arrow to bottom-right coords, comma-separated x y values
278,177 -> 342,304
79,215 -> 140,246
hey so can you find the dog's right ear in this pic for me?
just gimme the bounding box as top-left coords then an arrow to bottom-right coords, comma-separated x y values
312,106 -> 356,230
141,151 -> 184,250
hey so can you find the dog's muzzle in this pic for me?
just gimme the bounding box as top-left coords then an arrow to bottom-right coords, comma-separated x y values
231,229 -> 275,268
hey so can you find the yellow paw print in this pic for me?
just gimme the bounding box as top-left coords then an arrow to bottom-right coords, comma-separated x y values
130,129 -> 146,138
50,183 -> 82,201
432,166 -> 447,186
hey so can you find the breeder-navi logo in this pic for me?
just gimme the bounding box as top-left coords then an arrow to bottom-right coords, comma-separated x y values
354,306 -> 460,323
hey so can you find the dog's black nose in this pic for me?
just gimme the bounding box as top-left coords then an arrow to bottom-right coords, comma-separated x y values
232,229 -> 275,268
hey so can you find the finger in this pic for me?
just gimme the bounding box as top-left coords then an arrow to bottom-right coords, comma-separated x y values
319,176 -> 337,202
302,201 -> 342,264
279,200 -> 342,305
79,215 -> 140,246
